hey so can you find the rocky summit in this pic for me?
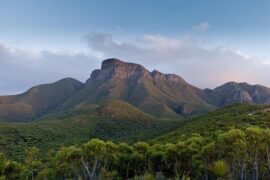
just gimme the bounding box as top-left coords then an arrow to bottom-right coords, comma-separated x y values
1,58 -> 270,122
62,58 -> 213,119
203,82 -> 270,107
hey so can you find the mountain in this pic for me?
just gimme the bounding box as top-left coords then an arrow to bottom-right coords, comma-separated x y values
0,78 -> 84,122
61,58 -> 213,118
204,82 -> 270,107
2,58 -> 270,122
3,58 -> 270,160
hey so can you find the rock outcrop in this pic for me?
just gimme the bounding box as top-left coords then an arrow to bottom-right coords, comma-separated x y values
63,58 -> 213,118
2,58 -> 270,122
204,82 -> 270,106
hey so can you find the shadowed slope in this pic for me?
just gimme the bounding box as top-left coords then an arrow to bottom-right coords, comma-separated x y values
0,100 -> 182,160
61,58 -> 214,118
204,82 -> 270,106
0,78 -> 84,122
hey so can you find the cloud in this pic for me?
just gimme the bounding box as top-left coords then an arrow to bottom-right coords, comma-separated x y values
1,31 -> 270,95
84,32 -> 270,88
0,45 -> 101,95
192,22 -> 210,31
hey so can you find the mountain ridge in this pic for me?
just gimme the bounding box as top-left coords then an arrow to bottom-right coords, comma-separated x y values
61,58 -> 213,118
1,58 -> 270,122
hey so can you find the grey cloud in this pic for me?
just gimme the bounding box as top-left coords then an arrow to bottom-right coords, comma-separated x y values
0,45 -> 100,95
1,32 -> 270,95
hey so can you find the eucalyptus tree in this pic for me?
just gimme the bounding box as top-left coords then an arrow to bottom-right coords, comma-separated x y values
0,153 -> 6,179
217,129 -> 247,179
262,128 -> 270,176
81,139 -> 119,179
199,142 -> 217,180
116,143 -> 134,178
245,127 -> 264,180
182,134 -> 204,178
23,147 -> 42,180
163,135 -> 204,179
132,142 -> 150,175
55,146 -> 82,179
147,144 -> 166,174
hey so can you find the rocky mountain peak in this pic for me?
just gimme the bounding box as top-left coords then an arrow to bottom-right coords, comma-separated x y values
101,58 -> 146,71
87,58 -> 150,85
151,70 -> 184,83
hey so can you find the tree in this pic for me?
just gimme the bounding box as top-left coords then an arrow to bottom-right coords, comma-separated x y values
2,160 -> 23,180
132,142 -> 150,175
246,127 -> 263,180
23,147 -> 42,180
199,141 -> 217,180
217,129 -> 247,179
148,144 -> 166,174
164,135 -> 204,179
0,153 -> 6,179
116,143 -> 134,178
81,139 -> 118,179
262,128 -> 270,176
164,143 -> 180,177
37,150 -> 58,179
55,146 -> 82,179
209,160 -> 229,179
182,134 -> 204,178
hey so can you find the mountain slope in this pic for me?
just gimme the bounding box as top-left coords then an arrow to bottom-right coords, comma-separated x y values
61,58 -> 214,118
204,82 -> 270,107
0,100 -> 182,160
155,103 -> 270,143
0,78 -> 84,122
2,58 -> 270,122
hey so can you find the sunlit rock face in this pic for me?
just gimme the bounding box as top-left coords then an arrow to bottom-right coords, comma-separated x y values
203,82 -> 270,106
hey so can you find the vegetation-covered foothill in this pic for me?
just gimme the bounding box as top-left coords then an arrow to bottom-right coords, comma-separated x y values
2,103 -> 270,179
1,126 -> 270,179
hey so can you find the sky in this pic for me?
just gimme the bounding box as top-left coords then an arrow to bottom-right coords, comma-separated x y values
0,0 -> 270,95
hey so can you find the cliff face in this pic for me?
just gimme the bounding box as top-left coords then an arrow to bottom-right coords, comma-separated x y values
62,58 -> 213,118
64,59 -> 270,118
86,58 -> 151,85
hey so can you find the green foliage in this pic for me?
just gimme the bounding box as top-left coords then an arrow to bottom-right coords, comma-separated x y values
2,126 -> 270,179
209,160 -> 229,177
133,173 -> 155,180
2,103 -> 270,179
0,78 -> 84,122
155,104 -> 270,143
0,100 -> 182,161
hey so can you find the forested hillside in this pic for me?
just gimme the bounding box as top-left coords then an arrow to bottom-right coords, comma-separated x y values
1,126 -> 270,179
2,104 -> 270,179
2,59 -> 270,179
0,100 -> 182,161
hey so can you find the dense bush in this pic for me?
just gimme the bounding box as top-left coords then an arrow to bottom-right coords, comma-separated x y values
1,126 -> 270,179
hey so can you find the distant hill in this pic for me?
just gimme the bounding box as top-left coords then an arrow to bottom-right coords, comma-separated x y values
204,82 -> 270,106
0,78 -> 84,122
155,103 -> 270,143
0,100 -> 182,160
2,58 -> 270,122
